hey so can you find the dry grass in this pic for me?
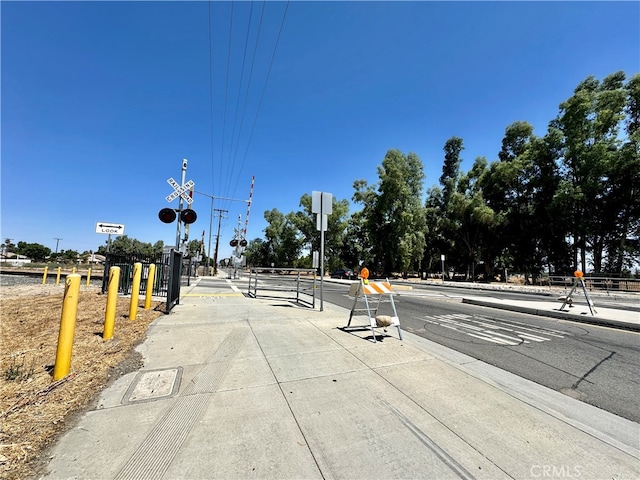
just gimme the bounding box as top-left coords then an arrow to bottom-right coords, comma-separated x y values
0,284 -> 164,480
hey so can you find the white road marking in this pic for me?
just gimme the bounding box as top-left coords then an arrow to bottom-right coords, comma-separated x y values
423,313 -> 570,345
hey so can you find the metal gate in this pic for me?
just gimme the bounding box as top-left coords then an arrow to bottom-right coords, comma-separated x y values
102,250 -> 184,313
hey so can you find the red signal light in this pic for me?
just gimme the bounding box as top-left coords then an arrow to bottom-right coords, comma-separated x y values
180,209 -> 197,224
158,208 -> 177,223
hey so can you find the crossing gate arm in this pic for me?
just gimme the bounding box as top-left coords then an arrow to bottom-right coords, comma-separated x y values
343,280 -> 403,342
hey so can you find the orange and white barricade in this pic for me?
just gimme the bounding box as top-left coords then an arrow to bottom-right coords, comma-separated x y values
343,278 -> 402,343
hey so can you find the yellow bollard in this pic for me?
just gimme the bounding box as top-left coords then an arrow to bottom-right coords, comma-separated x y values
86,268 -> 92,287
129,262 -> 142,320
53,274 -> 81,380
56,267 -> 62,286
72,266 -> 77,274
145,264 -> 156,309
42,266 -> 49,285
103,267 -> 120,340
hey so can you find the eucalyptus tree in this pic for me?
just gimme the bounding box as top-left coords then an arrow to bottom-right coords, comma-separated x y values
341,210 -> 372,271
263,208 -> 303,267
353,149 -> 427,276
423,185 -> 445,275
551,72 -> 630,272
483,122 -> 557,281
604,73 -> 640,273
440,137 -> 464,206
449,156 -> 498,279
244,238 -> 271,267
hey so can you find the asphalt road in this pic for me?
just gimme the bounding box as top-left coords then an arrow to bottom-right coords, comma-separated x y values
246,275 -> 640,423
393,280 -> 640,311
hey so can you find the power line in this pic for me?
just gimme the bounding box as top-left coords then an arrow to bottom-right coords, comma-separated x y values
226,1 -> 255,197
206,1 -> 289,221
218,1 -> 235,198
223,1 -> 266,203
208,0 -> 215,201
232,1 -> 290,197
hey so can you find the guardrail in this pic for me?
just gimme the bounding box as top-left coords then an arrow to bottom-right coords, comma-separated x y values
247,268 -> 317,308
544,276 -> 640,293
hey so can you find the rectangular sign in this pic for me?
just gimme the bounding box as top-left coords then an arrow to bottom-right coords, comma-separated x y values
311,191 -> 333,215
95,222 -> 125,235
316,213 -> 328,232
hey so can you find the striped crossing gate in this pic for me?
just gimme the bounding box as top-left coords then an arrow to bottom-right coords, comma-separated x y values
343,279 -> 402,342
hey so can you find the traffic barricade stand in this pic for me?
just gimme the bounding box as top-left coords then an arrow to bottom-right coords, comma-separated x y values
342,279 -> 402,343
559,270 -> 597,315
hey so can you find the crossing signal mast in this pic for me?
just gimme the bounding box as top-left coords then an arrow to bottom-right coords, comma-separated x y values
158,159 -> 198,252
244,175 -> 255,237
229,176 -> 254,278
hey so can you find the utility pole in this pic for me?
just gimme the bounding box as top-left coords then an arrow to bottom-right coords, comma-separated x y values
194,190 -> 250,276
54,238 -> 62,257
212,209 -> 228,276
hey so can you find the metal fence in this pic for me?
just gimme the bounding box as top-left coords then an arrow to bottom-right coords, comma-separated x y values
247,268 -> 317,307
102,253 -> 164,296
102,250 -> 192,313
545,275 -> 640,293
164,249 -> 183,312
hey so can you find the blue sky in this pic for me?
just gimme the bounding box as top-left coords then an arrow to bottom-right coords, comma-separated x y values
2,1 -> 639,260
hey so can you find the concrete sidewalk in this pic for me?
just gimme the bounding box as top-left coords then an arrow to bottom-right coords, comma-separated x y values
43,277 -> 639,480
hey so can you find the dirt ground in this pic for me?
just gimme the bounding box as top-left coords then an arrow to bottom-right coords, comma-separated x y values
0,283 -> 164,480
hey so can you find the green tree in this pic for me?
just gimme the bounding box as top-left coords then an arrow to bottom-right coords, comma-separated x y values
263,209 -> 303,267
244,238 -> 271,267
15,242 -> 51,262
186,240 -> 203,258
483,123 -> 546,281
96,235 -> 162,258
353,149 -> 427,276
151,241 -> 165,258
604,73 -> 640,272
450,157 -> 498,279
440,137 -> 464,206
342,210 -> 373,271
428,137 -> 468,277
58,249 -> 79,263
553,71 -> 629,272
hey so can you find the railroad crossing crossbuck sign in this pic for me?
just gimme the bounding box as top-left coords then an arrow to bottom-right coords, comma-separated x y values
166,178 -> 194,205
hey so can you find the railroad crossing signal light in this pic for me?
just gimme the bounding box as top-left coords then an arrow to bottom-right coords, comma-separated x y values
180,208 -> 197,224
158,208 -> 177,224
240,239 -> 247,247
230,239 -> 238,247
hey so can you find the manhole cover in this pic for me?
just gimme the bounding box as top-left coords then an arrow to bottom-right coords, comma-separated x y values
123,367 -> 182,404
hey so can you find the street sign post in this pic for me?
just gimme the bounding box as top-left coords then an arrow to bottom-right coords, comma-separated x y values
95,223 -> 125,235
312,191 -> 332,312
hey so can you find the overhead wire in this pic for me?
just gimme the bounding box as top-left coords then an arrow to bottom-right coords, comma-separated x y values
225,1 -> 255,199
231,1 -> 290,198
207,0 -> 290,238
207,0 -> 215,200
218,1 -> 235,199
223,1 -> 266,204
